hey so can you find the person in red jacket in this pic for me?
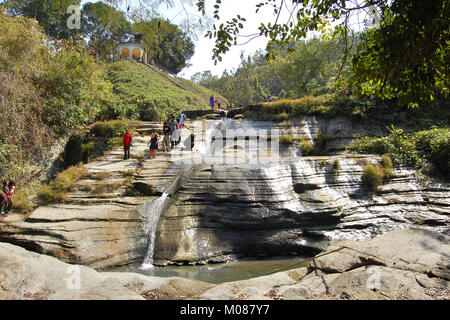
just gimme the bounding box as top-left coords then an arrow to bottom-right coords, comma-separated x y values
123,129 -> 132,160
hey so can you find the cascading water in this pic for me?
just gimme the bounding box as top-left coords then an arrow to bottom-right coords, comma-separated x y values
140,117 -> 230,269
198,119 -> 224,157
140,193 -> 171,270
140,164 -> 200,269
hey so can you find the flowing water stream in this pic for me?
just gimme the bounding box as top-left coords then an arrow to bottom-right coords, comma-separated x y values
136,117 -> 316,278
140,120 -> 224,270
140,193 -> 171,270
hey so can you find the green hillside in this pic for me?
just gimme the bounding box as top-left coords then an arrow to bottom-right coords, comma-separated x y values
0,12 -> 227,187
105,60 -> 228,121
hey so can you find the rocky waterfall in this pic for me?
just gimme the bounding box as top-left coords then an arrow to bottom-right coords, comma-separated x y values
0,117 -> 448,271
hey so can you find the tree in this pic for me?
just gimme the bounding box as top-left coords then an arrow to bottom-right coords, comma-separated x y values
195,37 -> 347,105
349,0 -> 450,107
103,0 -> 212,40
157,27 -> 195,74
3,0 -> 82,39
133,18 -> 195,74
197,0 -> 450,107
81,1 -> 132,60
191,70 -> 215,83
279,37 -> 345,97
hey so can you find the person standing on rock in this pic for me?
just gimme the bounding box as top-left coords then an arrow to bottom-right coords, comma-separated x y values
0,181 -> 9,216
123,129 -> 132,160
4,181 -> 15,214
171,125 -> 181,149
162,120 -> 171,152
149,131 -> 159,159
179,112 -> 186,128
168,115 -> 179,149
167,115 -> 180,149
209,96 -> 215,110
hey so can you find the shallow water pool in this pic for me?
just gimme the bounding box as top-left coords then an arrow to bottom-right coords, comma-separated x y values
111,257 -> 311,284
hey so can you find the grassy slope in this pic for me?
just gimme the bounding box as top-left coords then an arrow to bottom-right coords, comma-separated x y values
107,60 -> 228,120
234,95 -> 449,132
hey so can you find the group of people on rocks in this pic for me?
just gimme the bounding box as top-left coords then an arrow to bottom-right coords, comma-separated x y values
122,112 -> 188,160
0,180 -> 15,216
155,112 -> 187,157
209,95 -> 221,110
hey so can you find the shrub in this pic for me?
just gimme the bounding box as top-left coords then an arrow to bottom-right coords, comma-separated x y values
80,142 -> 95,163
314,130 -> 333,155
319,159 -> 328,167
301,140 -> 315,155
90,120 -> 138,138
361,164 -> 385,191
92,181 -> 123,195
96,172 -> 109,180
278,121 -> 293,128
333,159 -> 341,175
37,184 -> 67,203
62,130 -> 92,167
279,134 -> 294,145
11,190 -> 33,213
123,170 -> 134,178
63,120 -> 139,167
274,112 -> 289,121
204,113 -> 221,119
107,137 -> 123,149
413,128 -> 450,178
381,153 -> 393,169
351,133 -> 419,167
299,130 -> 333,156
380,154 -> 394,180
352,127 -> 449,179
37,164 -> 87,204
246,96 -> 330,120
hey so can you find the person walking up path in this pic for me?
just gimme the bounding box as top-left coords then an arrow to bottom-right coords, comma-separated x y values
123,129 -> 132,160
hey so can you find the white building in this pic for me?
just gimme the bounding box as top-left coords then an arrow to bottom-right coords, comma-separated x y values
115,41 -> 148,63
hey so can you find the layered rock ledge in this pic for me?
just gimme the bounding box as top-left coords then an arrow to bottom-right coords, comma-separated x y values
0,119 -> 448,269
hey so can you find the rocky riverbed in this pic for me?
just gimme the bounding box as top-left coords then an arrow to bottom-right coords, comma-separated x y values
0,117 -> 448,283
0,229 -> 448,300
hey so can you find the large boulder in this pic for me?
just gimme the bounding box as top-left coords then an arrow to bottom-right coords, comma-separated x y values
153,155 -> 450,265
198,229 -> 450,300
0,242 -> 213,300
0,229 -> 448,300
